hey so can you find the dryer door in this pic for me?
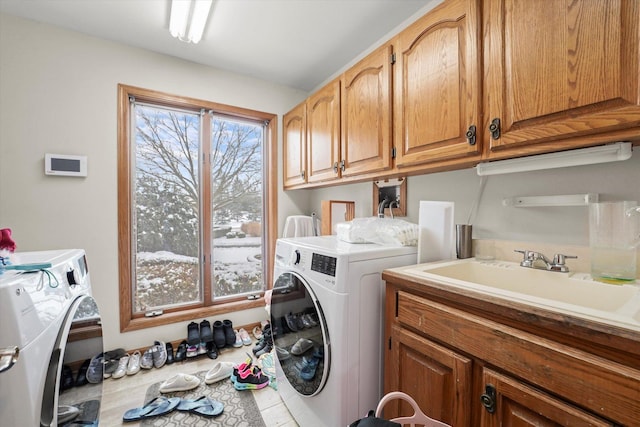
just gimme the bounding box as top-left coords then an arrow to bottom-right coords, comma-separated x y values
270,271 -> 330,397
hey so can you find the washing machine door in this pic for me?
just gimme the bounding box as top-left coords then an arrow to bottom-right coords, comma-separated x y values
270,271 -> 329,397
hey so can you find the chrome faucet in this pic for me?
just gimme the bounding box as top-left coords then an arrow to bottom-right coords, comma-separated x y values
514,250 -> 577,273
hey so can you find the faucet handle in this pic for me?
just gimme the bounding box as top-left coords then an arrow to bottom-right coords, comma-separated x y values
552,253 -> 577,265
514,249 -> 535,267
550,253 -> 577,272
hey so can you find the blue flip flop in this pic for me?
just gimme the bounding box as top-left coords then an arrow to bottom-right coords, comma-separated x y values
122,396 -> 180,422
177,396 -> 224,417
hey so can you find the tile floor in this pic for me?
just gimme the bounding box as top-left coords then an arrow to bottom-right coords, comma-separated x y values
98,344 -> 299,426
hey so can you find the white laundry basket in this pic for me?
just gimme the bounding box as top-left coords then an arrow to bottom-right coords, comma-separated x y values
375,391 -> 451,427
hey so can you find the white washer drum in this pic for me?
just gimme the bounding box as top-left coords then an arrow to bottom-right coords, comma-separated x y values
0,250 -> 103,426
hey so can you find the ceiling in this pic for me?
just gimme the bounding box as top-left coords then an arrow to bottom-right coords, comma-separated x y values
0,0 -> 438,92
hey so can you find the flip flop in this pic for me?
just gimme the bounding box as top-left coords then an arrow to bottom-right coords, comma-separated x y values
122,396 -> 180,422
177,396 -> 224,417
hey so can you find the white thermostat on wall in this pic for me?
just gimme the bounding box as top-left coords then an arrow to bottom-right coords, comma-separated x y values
45,153 -> 87,177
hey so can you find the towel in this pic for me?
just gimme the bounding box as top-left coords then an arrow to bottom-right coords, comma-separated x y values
282,215 -> 316,238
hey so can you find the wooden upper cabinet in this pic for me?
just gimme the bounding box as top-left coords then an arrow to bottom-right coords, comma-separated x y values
393,0 -> 482,168
484,0 -> 640,158
341,43 -> 393,177
283,102 -> 306,188
306,79 -> 341,184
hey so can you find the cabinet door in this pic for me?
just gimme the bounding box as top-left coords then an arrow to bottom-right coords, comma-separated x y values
480,369 -> 613,427
306,79 -> 340,183
283,102 -> 306,188
386,325 -> 472,426
341,43 -> 393,177
393,0 -> 482,168
484,0 -> 640,157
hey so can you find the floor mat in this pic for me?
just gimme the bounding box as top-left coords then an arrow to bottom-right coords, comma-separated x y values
140,370 -> 266,427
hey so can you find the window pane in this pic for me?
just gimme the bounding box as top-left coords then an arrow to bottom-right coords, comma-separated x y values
211,117 -> 264,300
133,105 -> 201,312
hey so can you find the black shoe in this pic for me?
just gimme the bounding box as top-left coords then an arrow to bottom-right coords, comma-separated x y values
200,319 -> 213,343
223,319 -> 235,347
206,341 -> 218,359
187,321 -> 200,346
75,359 -> 90,387
61,365 -> 74,391
165,342 -> 175,364
213,320 -> 226,348
175,340 -> 188,362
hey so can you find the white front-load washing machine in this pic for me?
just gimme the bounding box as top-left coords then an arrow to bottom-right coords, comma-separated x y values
0,249 -> 102,426
271,236 -> 417,426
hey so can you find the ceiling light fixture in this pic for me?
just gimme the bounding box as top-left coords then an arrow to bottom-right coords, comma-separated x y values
476,142 -> 632,176
169,0 -> 213,44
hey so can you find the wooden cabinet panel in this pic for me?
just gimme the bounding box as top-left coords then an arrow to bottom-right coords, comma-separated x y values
484,0 -> 640,157
387,324 -> 472,426
341,43 -> 393,177
306,79 -> 340,183
283,102 -> 306,188
480,369 -> 612,427
393,0 -> 482,168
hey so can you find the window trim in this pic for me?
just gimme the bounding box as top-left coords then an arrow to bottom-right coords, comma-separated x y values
117,84 -> 277,332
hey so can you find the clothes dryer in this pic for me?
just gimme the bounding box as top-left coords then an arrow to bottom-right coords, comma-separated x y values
271,236 -> 417,426
0,249 -> 102,426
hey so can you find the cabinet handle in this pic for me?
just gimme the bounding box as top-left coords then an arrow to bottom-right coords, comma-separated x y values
300,170 -> 305,179
340,160 -> 345,172
489,118 -> 501,140
480,384 -> 496,413
333,162 -> 338,173
466,125 -> 476,146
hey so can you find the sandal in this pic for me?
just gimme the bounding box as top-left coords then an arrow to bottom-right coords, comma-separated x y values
122,396 -> 180,422
252,325 -> 263,340
177,396 -> 224,417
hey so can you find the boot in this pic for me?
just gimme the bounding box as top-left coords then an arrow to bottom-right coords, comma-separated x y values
213,320 -> 226,348
223,319 -> 236,347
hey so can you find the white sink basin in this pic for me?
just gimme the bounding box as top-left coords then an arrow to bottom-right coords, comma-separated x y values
400,259 -> 640,331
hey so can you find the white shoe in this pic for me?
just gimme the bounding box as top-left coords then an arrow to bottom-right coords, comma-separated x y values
205,362 -> 235,384
233,330 -> 243,348
112,354 -> 130,379
159,373 -> 200,393
238,328 -> 252,346
127,351 -> 141,375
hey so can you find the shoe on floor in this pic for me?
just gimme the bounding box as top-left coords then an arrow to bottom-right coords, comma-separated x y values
213,320 -> 226,348
276,346 -> 291,361
127,351 -> 141,375
177,396 -> 224,417
165,343 -> 175,365
158,373 -> 200,393
223,319 -> 236,347
200,319 -> 213,343
205,361 -> 235,384
175,340 -> 188,362
233,330 -> 243,348
187,321 -> 200,346
140,347 -> 154,370
233,364 -> 269,390
152,341 -> 167,368
122,396 -> 180,422
111,354 -> 130,379
186,344 -> 199,358
57,405 -> 80,424
75,359 -> 90,387
86,353 -> 104,384
238,328 -> 252,346
290,338 -> 314,355
206,341 -> 218,360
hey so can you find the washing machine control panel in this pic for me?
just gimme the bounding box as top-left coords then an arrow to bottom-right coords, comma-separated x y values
310,253 -> 337,277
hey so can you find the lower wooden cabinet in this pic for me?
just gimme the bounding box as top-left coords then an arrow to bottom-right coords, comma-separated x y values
383,279 -> 640,427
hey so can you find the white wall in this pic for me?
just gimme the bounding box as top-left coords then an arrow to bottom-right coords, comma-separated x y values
0,13 -> 307,351
310,150 -> 640,247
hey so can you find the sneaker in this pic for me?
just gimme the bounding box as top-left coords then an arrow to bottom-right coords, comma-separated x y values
198,342 -> 207,355
111,354 -> 130,379
233,330 -> 243,348
103,358 -> 118,379
255,341 -> 273,357
238,328 -> 252,346
127,351 -> 141,375
186,344 -> 199,358
233,364 -> 269,390
152,341 -> 167,368
86,353 -> 104,384
140,347 -> 154,369
206,341 -> 218,359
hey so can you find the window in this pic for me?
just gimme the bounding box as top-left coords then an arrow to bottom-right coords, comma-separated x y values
118,85 -> 277,331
